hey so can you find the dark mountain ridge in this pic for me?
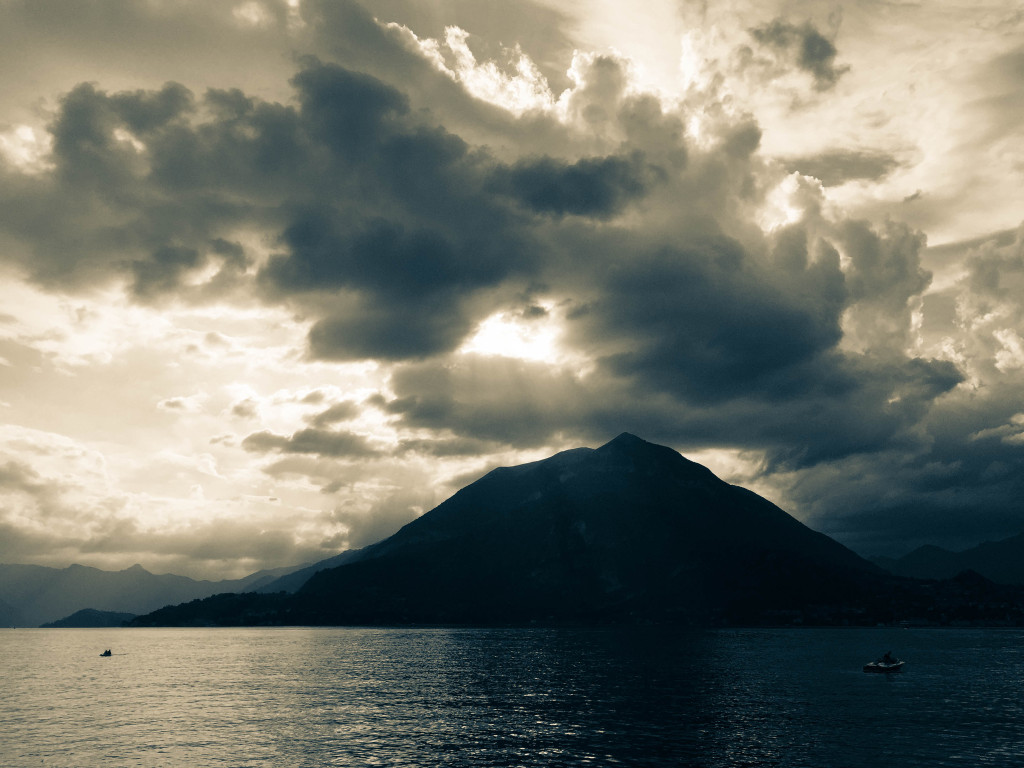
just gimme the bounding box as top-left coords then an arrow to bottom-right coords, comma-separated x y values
135,434 -> 911,627
873,533 -> 1024,584
291,433 -> 880,624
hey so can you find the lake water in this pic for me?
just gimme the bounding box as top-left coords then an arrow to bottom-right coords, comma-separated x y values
2,626 -> 1023,767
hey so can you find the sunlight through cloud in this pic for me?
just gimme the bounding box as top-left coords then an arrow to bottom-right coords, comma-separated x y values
459,309 -> 561,362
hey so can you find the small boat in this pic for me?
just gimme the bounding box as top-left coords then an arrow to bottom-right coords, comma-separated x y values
100,649 -> 112,657
863,654 -> 904,673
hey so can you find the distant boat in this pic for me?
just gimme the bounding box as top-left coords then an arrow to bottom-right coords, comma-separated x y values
100,649 -> 112,657
863,653 -> 904,673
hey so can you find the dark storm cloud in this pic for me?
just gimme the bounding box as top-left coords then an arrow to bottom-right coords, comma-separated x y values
396,435 -> 503,457
383,346 -> 961,473
0,34 -> 666,360
0,82 -> 288,294
0,58 -> 537,355
299,0 -> 538,136
2,0 -> 1013,563
289,59 -> 411,158
385,356 -> 596,448
581,229 -> 846,404
253,61 -> 543,359
0,38 -> 960,437
130,244 -> 203,298
487,152 -> 658,218
793,416 -> 1024,557
256,59 -> 661,360
750,19 -> 848,91
371,203 -> 964,484
782,227 -> 1024,554
784,150 -> 902,186
306,294 -> 477,361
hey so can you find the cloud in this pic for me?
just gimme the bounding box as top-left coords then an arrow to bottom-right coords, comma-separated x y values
0,83 -> 271,297
328,488 -> 433,550
487,151 -> 659,218
241,428 -> 378,458
156,393 -> 205,414
0,459 -> 49,499
231,398 -> 260,419
0,24 -> 955,474
361,0 -> 576,93
306,401 -> 359,427
386,355 -> 597,448
770,225 -> 1024,552
749,19 -> 848,92
2,0 -> 1022,574
783,149 -> 902,187
574,227 -> 847,404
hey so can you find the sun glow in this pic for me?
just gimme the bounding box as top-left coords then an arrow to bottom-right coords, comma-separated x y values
459,309 -> 562,362
0,124 -> 53,174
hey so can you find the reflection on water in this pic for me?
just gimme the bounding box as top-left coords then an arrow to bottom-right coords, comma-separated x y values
2,626 -> 1024,766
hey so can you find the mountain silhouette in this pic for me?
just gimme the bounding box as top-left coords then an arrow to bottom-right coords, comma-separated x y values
873,533 -> 1024,585
280,433 -> 881,624
0,560 -> 308,627
133,433 -> 1024,627
40,608 -> 137,628
254,549 -> 365,594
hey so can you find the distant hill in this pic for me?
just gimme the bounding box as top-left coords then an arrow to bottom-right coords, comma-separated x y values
873,533 -> 1024,584
254,550 -> 365,594
41,608 -> 136,628
0,596 -> 23,627
0,560 -> 314,627
134,433 -> 922,627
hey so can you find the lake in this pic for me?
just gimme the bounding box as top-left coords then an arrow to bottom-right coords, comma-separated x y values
2,626 -> 1023,766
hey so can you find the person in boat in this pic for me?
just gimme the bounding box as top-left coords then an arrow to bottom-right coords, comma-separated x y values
882,651 -> 896,664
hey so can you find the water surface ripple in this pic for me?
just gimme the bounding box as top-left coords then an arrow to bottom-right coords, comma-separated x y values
2,626 -> 1022,766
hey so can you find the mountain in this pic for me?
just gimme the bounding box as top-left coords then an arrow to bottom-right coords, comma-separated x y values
873,533 -> 1024,584
290,433 -> 882,624
254,550 -> 365,594
0,596 -> 23,627
0,560 -> 313,627
135,433 -> 903,627
40,608 -> 137,628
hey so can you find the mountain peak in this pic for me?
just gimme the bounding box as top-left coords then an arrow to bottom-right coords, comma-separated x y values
287,430 -> 877,625
594,432 -> 719,485
596,432 -> 668,459
129,433 -> 889,626
604,432 -> 648,448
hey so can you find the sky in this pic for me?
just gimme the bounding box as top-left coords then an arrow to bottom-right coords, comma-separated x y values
0,0 -> 1022,579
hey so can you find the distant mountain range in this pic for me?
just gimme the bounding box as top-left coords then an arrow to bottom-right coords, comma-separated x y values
872,534 -> 1024,584
14,434 -> 1024,629
41,608 -> 137,628
135,433 -> 998,628
0,560 -> 309,627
